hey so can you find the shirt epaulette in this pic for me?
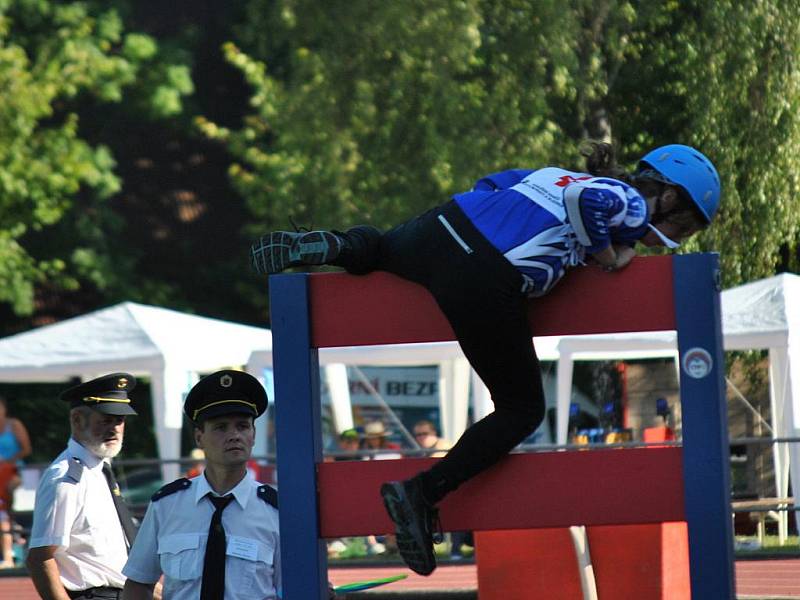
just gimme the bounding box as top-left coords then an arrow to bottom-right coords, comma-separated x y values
257,484 -> 278,509
64,456 -> 84,483
151,477 -> 191,502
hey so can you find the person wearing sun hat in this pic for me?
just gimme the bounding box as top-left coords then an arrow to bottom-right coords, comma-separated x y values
122,370 -> 282,600
363,420 -> 390,438
362,420 -> 401,461
27,373 -> 140,600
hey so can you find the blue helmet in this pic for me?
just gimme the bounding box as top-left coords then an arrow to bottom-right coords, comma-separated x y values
638,144 -> 721,223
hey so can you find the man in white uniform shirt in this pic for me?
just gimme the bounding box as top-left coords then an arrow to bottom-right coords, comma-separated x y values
122,370 -> 280,600
27,373 -> 142,600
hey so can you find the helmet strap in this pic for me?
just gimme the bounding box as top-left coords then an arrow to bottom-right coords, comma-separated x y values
647,223 -> 681,249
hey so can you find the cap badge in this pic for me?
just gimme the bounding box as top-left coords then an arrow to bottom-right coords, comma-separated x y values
117,378 -> 128,389
220,374 -> 233,388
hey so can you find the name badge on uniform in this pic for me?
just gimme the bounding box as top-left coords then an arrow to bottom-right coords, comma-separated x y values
226,536 -> 259,561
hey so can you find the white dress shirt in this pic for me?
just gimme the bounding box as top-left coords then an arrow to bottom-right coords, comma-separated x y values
123,472 -> 281,600
29,438 -> 128,591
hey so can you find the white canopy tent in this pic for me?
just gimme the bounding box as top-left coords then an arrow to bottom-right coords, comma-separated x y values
723,273 -> 800,535
0,302 -> 272,480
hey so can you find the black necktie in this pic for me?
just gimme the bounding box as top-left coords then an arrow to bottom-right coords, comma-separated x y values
102,462 -> 138,549
201,494 -> 234,600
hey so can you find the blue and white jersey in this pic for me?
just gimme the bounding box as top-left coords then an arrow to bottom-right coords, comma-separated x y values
454,167 -> 649,296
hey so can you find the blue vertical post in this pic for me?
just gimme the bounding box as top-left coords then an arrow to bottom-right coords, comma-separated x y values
270,274 -> 328,599
673,253 -> 735,598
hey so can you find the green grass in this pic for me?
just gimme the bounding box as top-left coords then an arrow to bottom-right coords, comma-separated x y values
327,537 -> 475,562
735,535 -> 800,556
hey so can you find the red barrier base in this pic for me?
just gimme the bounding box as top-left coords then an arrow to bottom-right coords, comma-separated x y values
588,522 -> 690,600
475,523 -> 690,600
475,528 -> 584,600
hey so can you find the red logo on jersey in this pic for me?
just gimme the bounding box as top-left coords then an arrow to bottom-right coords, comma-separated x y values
555,175 -> 592,187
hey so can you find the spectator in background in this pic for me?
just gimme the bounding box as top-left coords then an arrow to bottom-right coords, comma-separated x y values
361,421 -> 401,460
0,395 -> 32,568
334,428 -> 361,460
327,428 -> 364,558
361,421 -> 402,556
412,420 -> 451,458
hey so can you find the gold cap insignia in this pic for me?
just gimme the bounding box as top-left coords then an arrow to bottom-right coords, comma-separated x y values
117,378 -> 128,389
220,374 -> 233,388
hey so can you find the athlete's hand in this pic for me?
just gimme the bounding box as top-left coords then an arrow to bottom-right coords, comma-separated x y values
591,244 -> 635,271
609,244 -> 636,270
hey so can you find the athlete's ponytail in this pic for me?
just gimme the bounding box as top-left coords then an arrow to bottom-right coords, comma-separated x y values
581,141 -> 626,179
581,140 -> 663,196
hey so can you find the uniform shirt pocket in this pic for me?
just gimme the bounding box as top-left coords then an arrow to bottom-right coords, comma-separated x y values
226,535 -> 276,597
158,533 -> 204,581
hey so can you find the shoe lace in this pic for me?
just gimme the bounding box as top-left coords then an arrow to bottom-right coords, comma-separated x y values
428,506 -> 444,545
289,215 -> 312,233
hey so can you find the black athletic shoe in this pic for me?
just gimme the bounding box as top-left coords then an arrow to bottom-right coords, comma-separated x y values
250,230 -> 342,275
380,479 -> 440,576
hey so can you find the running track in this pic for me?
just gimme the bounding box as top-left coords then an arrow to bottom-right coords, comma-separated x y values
3,559 -> 799,598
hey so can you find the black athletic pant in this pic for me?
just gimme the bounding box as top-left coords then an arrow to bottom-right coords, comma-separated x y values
333,200 -> 546,505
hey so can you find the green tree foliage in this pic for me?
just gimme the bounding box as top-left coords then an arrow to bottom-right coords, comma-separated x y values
681,0 -> 800,284
200,0 -> 568,234
0,1 -> 191,317
207,0 -> 800,291
200,0 -> 666,233
609,1 -> 800,285
2,0 -> 799,326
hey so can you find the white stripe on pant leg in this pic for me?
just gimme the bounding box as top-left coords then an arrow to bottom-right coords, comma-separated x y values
437,215 -> 474,254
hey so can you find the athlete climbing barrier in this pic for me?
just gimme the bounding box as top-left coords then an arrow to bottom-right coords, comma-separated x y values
268,253 -> 735,599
